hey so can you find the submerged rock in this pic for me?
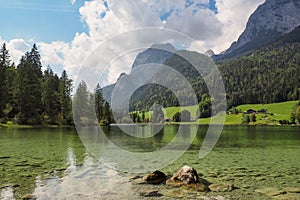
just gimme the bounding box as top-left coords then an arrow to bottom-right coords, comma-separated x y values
166,179 -> 207,192
170,165 -> 199,184
255,187 -> 287,196
139,190 -> 163,197
143,170 -> 167,184
208,183 -> 234,192
21,194 -> 37,200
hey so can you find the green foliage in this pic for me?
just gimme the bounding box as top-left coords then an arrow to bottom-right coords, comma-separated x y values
198,94 -> 212,118
0,43 -> 73,125
128,33 -> 300,113
173,112 -> 181,122
251,114 -> 257,123
296,106 -> 300,124
242,114 -> 251,124
0,43 -> 10,118
15,47 -> 43,125
94,84 -> 113,125
58,70 -> 73,125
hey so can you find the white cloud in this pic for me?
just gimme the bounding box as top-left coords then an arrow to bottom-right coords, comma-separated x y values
211,0 -> 266,53
5,39 -> 31,65
0,0 -> 265,87
71,0 -> 76,5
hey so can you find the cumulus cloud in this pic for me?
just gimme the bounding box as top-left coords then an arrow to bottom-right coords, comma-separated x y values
4,39 -> 31,65
71,0 -> 76,5
1,0 -> 265,87
211,0 -> 266,53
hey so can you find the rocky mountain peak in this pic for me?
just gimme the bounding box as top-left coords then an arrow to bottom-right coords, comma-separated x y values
218,0 -> 300,59
131,43 -> 176,70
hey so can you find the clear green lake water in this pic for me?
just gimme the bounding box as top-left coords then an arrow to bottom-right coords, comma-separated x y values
0,125 -> 299,199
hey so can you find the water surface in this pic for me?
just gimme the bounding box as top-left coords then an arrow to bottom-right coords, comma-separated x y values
0,125 -> 299,199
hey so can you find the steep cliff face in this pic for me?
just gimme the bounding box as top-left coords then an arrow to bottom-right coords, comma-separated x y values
131,43 -> 176,70
217,0 -> 300,59
102,43 -> 176,103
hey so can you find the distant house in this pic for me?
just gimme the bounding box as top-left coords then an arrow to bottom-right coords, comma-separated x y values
257,109 -> 268,114
244,109 -> 256,114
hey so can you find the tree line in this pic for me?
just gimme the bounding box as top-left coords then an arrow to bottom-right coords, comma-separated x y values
127,31 -> 300,119
0,43 -> 73,125
73,81 -> 114,126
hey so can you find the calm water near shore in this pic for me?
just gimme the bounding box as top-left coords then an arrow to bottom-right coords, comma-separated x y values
0,125 -> 299,199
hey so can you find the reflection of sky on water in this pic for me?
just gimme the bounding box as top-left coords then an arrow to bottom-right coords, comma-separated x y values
0,148 -> 135,200
0,186 -> 14,200
33,148 -> 135,200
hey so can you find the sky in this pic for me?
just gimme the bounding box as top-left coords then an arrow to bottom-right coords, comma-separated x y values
0,0 -> 265,87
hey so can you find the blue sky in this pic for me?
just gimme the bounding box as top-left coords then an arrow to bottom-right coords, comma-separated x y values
0,0 -> 264,86
0,0 -> 218,43
0,0 -> 88,42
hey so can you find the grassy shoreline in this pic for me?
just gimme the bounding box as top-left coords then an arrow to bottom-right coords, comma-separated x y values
1,101 -> 298,128
0,123 -> 74,129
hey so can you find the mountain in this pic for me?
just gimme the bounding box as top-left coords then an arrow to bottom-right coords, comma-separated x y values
102,43 -> 176,103
131,43 -> 176,70
103,24 -> 300,112
215,0 -> 300,60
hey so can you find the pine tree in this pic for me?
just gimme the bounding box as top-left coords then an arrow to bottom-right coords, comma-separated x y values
42,67 -> 60,124
95,84 -> 105,122
3,64 -> 17,118
103,101 -> 111,124
0,43 -> 10,118
73,80 -> 90,126
15,45 -> 43,124
58,70 -> 73,125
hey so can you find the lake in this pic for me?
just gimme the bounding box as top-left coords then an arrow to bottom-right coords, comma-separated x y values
0,125 -> 299,199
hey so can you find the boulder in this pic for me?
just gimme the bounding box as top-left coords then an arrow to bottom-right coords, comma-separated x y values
143,170 -> 167,184
170,165 -> 199,184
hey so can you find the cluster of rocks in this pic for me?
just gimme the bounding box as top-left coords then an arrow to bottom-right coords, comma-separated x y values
133,165 -> 235,197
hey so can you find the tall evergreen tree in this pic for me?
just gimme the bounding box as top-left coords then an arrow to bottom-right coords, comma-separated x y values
4,63 -> 17,118
15,44 -> 43,124
73,80 -> 90,126
58,70 -> 73,125
42,67 -> 60,124
95,84 -> 105,122
0,43 -> 10,118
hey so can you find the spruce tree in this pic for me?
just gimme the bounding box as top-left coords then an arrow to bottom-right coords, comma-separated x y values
58,70 -> 73,125
0,43 -> 10,118
73,80 -> 90,126
15,44 -> 43,124
42,67 -> 60,124
95,84 -> 105,122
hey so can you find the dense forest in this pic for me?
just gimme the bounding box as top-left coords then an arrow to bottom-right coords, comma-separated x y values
128,26 -> 300,117
0,43 -> 73,125
73,81 -> 114,126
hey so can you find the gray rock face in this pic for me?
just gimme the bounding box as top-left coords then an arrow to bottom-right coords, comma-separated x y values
221,0 -> 300,58
131,43 -> 176,70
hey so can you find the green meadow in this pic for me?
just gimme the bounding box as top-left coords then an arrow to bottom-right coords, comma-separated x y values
142,101 -> 298,125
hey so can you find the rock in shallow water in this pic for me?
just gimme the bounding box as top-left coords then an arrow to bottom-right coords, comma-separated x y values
255,187 -> 287,196
166,179 -> 208,192
139,190 -> 163,197
143,170 -> 167,184
21,194 -> 37,200
170,165 -> 200,184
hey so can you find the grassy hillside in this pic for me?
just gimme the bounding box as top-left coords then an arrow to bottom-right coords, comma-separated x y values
142,101 -> 298,125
